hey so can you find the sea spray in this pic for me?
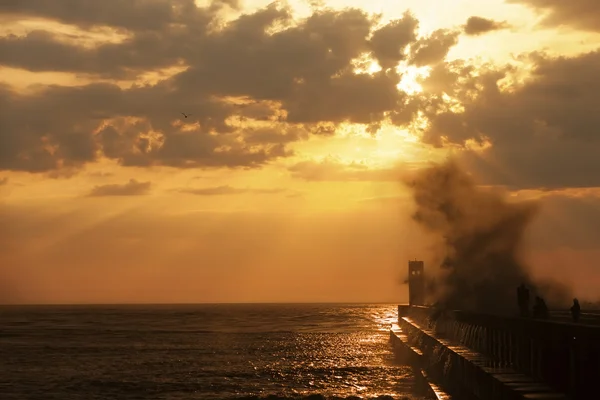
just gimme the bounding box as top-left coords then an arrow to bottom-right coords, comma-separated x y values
403,159 -> 570,313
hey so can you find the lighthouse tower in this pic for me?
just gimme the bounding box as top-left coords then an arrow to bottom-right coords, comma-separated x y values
408,260 -> 425,306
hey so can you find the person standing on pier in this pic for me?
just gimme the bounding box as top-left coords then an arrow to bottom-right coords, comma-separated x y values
517,284 -> 530,317
533,296 -> 549,319
571,298 -> 581,323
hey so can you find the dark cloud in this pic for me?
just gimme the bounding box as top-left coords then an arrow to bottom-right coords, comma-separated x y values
409,29 -> 460,66
463,16 -> 510,36
0,2 -> 462,174
178,185 -> 287,195
369,12 -> 418,69
419,50 -> 600,189
8,0 -> 596,194
417,59 -> 477,96
507,0 -> 600,32
0,1 -> 237,79
283,69 -> 404,125
173,5 -> 409,125
87,178 -> 151,196
0,0 -> 231,32
0,30 -> 188,79
0,82 -> 292,172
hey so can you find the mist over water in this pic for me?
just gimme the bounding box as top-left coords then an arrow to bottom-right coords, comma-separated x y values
403,160 -> 571,314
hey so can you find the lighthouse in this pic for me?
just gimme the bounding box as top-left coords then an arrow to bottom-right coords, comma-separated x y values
408,260 -> 425,306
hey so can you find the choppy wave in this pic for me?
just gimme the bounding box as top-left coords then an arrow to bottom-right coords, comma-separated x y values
0,304 -> 424,400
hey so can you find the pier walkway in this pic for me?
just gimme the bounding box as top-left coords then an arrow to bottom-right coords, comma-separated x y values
390,305 -> 600,400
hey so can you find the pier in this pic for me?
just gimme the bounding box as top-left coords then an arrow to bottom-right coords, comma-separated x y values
390,261 -> 600,399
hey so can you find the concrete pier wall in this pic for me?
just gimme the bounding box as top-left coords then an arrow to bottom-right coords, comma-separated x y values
398,305 -> 600,399
389,324 -> 454,400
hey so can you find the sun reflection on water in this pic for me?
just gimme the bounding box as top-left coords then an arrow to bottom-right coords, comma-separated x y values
1,303 -> 429,399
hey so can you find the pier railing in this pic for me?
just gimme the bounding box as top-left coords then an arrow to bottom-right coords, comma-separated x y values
398,305 -> 600,399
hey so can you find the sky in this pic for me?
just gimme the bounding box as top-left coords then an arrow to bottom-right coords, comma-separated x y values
1,0 -> 600,304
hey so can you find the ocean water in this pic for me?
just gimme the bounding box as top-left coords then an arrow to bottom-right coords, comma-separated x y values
0,303 -> 424,400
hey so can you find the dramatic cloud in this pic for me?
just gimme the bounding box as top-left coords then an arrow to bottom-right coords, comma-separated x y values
369,12 -> 418,69
178,185 -> 287,195
0,2 -> 461,174
409,29 -> 460,67
0,82 -> 292,172
419,50 -> 600,189
0,0 -> 233,31
0,30 -> 184,79
1,0 -> 599,195
87,178 -> 151,196
463,16 -> 510,36
508,0 -> 600,32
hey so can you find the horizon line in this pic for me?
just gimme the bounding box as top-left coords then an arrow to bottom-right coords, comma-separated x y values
0,301 -> 404,307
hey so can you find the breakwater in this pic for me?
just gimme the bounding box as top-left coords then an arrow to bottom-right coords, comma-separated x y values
390,305 -> 600,399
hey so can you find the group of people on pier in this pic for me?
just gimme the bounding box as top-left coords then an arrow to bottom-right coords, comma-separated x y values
517,284 -> 581,322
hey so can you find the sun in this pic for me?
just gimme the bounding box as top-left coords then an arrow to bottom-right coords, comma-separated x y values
397,63 -> 431,95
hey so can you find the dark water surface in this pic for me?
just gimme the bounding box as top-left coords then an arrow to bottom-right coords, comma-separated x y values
0,303 -> 423,399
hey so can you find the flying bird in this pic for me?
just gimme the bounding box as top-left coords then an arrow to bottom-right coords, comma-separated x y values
181,112 -> 191,118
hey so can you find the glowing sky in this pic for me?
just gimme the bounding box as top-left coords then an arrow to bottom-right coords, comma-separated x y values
1,0 -> 600,304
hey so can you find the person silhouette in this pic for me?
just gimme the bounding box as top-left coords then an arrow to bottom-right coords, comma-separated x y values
517,284 -> 530,317
571,298 -> 581,323
533,296 -> 548,319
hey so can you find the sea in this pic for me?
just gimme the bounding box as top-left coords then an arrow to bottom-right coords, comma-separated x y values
0,303 -> 425,400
